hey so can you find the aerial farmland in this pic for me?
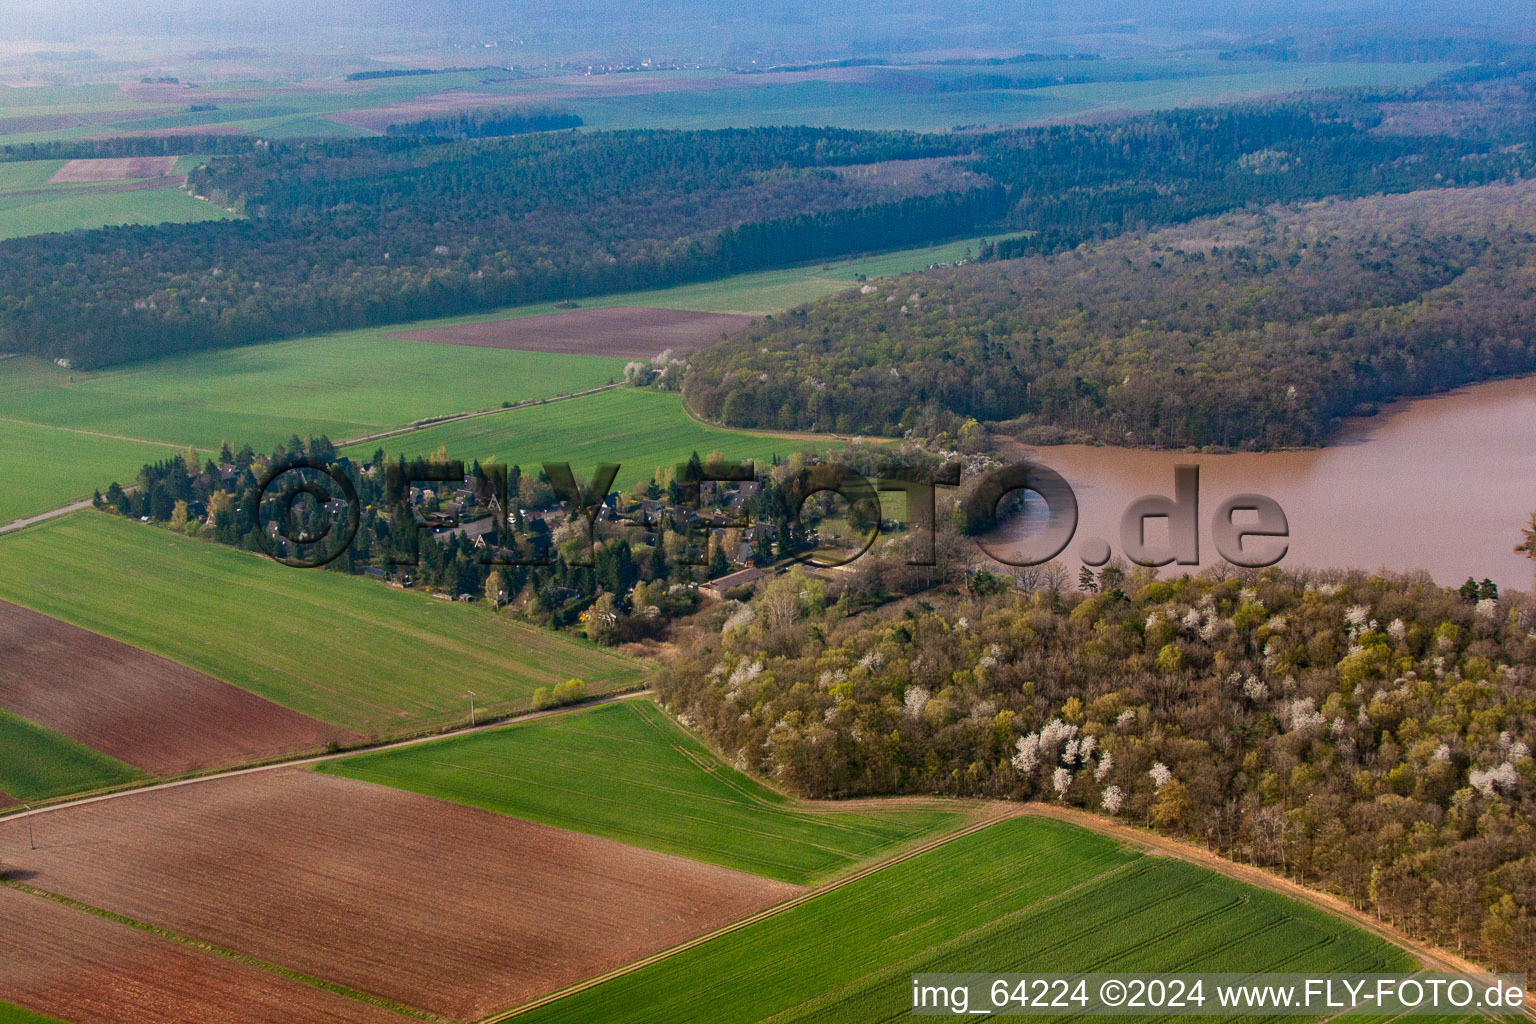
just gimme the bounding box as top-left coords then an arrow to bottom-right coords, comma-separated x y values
2,3 -> 1535,1021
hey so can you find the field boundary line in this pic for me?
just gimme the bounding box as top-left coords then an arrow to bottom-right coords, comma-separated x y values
2,879 -> 447,1022
339,382 -> 622,448
0,690 -> 653,822
1015,804 -> 1536,1020
749,857 -> 1145,1024
475,804 -> 1022,1023
0,415 -> 209,451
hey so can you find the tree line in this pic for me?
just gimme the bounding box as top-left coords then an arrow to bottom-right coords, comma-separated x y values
383,106 -> 583,139
6,66 -> 1536,370
687,173 -> 1536,448
0,126 -> 981,368
656,555 -> 1536,974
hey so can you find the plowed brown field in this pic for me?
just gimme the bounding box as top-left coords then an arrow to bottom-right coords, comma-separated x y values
0,600 -> 358,775
47,157 -> 179,183
0,769 -> 798,1020
0,886 -> 405,1024
389,305 -> 753,358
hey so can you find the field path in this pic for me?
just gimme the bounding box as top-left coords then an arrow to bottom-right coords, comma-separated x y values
0,497 -> 95,535
336,382 -> 621,447
1015,804 -> 1535,1017
0,690 -> 651,821
478,802 -> 1023,1022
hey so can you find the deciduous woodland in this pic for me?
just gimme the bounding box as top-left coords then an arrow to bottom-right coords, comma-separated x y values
3,68 -> 1535,371
657,563 -> 1536,973
688,179 -> 1536,448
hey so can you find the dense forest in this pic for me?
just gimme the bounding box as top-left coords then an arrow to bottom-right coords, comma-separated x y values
657,558 -> 1536,973
687,177 -> 1536,448
382,106 -> 584,138
3,66 -> 1535,369
0,127 -> 988,368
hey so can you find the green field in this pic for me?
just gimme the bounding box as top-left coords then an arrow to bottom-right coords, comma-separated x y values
0,416 -> 186,525
344,387 -> 839,485
0,230 -> 992,525
0,189 -> 235,241
515,815 -> 1414,1024
0,708 -> 142,802
561,60 -> 1453,132
0,513 -> 646,736
322,700 -> 962,884
0,1004 -> 67,1024
0,59 -> 1453,144
0,338 -> 628,455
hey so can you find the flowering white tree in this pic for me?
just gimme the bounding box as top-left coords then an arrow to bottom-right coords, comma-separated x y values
1052,767 -> 1072,797
1095,751 -> 1114,781
1012,733 -> 1041,773
1101,785 -> 1124,813
1149,762 -> 1173,789
903,685 -> 930,720
1469,761 -> 1520,797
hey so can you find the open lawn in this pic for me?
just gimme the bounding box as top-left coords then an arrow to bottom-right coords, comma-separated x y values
0,708 -> 142,802
514,815 -> 1415,1024
322,700 -> 964,884
0,513 -> 646,736
344,387 -> 841,485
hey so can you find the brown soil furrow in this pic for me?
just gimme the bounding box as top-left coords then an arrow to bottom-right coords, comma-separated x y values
47,156 -> 180,184
0,768 -> 798,1020
388,305 -> 754,358
0,600 -> 358,776
0,885 -> 407,1024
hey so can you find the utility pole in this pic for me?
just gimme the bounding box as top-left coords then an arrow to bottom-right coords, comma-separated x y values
22,805 -> 34,851
468,690 -> 477,727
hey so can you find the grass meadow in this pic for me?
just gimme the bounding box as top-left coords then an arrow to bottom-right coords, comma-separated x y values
0,1004 -> 66,1024
0,513 -> 647,736
0,59 -> 1450,146
0,189 -> 234,242
0,230 -> 985,525
0,709 -> 142,802
514,815 -> 1416,1024
343,387 -> 840,486
0,416 -> 185,525
322,700 -> 964,884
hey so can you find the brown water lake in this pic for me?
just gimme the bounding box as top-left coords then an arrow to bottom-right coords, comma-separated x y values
994,375 -> 1536,592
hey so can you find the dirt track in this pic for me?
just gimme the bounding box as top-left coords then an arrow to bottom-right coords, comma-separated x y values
0,767 -> 797,1020
388,305 -> 753,358
0,599 -> 358,775
0,886 -> 406,1024
1017,804 -> 1533,1014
